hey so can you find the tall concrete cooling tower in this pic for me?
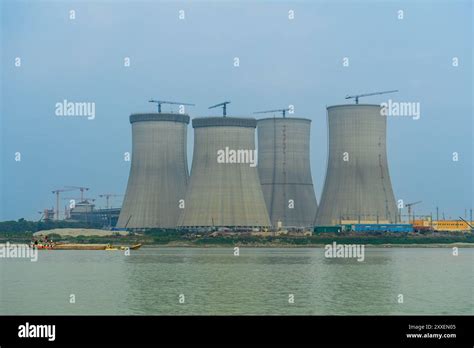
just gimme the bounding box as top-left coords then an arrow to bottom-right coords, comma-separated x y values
257,117 -> 318,227
117,113 -> 190,228
178,117 -> 271,227
315,104 -> 397,225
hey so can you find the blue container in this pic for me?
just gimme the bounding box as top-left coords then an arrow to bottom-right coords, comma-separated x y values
352,224 -> 413,233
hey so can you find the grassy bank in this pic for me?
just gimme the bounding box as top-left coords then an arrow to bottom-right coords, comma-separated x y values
1,228 -> 473,247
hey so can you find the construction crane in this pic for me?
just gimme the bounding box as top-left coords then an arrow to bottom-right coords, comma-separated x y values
51,188 -> 75,220
148,99 -> 195,113
345,90 -> 398,104
254,108 -> 290,118
65,186 -> 90,201
405,201 -> 422,223
209,101 -> 231,117
99,193 -> 123,209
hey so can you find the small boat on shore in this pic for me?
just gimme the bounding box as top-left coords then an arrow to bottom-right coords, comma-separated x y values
105,244 -> 142,251
32,243 -> 142,251
52,243 -> 108,250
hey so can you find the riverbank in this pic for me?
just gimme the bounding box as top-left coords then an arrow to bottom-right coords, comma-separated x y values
140,242 -> 474,248
33,228 -> 129,237
2,233 -> 473,248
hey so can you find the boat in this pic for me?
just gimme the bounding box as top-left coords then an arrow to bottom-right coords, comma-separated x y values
105,243 -> 142,251
31,243 -> 142,251
47,243 -> 108,250
34,244 -> 54,250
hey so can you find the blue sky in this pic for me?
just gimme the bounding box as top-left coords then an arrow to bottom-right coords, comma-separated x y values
1,0 -> 472,221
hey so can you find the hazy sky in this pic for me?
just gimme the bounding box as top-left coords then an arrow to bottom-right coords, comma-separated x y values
1,0 -> 472,221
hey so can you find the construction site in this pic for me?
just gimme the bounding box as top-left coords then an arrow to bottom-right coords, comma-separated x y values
39,95 -> 473,234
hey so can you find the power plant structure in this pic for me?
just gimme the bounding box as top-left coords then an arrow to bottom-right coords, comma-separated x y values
117,112 -> 190,228
315,103 -> 398,225
256,110 -> 318,228
178,115 -> 271,228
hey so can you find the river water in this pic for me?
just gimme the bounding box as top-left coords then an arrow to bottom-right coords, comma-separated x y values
0,247 -> 472,315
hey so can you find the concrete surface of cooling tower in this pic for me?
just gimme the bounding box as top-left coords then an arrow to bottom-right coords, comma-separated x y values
117,113 -> 189,228
257,117 -> 318,227
315,104 -> 397,225
178,117 -> 271,227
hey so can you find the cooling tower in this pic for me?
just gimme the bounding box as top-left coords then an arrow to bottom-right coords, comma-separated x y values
315,104 -> 397,225
257,117 -> 318,227
117,113 -> 189,228
178,117 -> 271,227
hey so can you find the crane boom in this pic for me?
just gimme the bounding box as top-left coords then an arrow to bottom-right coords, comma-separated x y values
65,186 -> 90,201
254,108 -> 290,118
345,90 -> 399,104
149,99 -> 195,113
405,201 -> 422,207
405,201 -> 422,223
209,101 -> 231,117
99,193 -> 124,209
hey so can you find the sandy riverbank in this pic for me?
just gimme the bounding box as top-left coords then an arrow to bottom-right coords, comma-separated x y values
33,228 -> 128,237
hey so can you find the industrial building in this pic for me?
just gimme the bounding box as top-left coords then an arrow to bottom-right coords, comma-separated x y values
257,117 -> 318,227
67,200 -> 121,227
413,219 -> 473,232
314,224 -> 413,233
117,113 -> 190,229
178,117 -> 271,228
315,104 -> 398,225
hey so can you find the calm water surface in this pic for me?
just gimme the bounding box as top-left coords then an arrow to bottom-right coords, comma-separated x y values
0,247 -> 472,315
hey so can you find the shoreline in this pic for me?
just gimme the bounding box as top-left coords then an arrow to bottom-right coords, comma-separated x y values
142,242 -> 474,248
2,242 -> 473,249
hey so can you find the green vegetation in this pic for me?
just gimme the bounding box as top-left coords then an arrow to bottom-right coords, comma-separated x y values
191,234 -> 474,246
0,218 -> 102,233
1,219 -> 473,246
0,219 -> 102,242
68,231 -> 474,246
